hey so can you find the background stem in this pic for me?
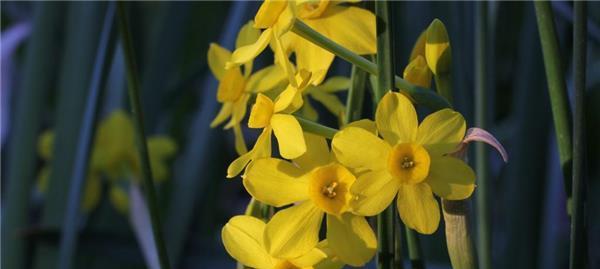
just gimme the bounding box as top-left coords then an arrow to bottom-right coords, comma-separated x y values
405,227 -> 423,269
344,65 -> 367,124
570,2 -> 587,268
475,2 -> 491,269
117,3 -> 171,269
533,1 -> 573,201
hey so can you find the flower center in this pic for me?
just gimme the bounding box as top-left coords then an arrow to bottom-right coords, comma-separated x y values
298,0 -> 329,19
387,143 -> 431,184
308,163 -> 356,215
321,182 -> 338,198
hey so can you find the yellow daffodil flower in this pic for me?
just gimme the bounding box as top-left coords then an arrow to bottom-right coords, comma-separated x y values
300,76 -> 349,123
243,132 -> 377,266
227,0 -> 376,86
36,110 -> 177,214
209,21 -> 288,155
222,215 -> 342,269
332,92 -> 475,234
226,71 -> 312,178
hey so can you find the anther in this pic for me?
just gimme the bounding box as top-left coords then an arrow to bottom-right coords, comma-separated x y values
321,182 -> 338,198
401,157 -> 415,169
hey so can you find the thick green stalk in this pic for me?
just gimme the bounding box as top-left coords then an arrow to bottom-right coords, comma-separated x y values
117,3 -> 171,269
291,20 -> 450,111
296,116 -> 339,139
1,4 -> 64,269
345,65 -> 368,124
570,2 -> 587,268
475,2 -> 491,269
405,228 -> 423,269
534,1 -> 573,199
57,4 -> 116,269
375,2 -> 395,269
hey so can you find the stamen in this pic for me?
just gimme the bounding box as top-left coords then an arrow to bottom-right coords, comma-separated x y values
321,182 -> 338,198
401,157 -> 415,169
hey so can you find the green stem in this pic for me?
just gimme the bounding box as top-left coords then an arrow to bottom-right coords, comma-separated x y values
570,2 -> 587,268
117,4 -> 171,269
296,116 -> 339,139
344,65 -> 368,124
375,2 -> 395,269
405,227 -> 424,269
291,19 -> 450,110
475,2 -> 491,269
434,74 -> 453,105
534,1 -> 573,200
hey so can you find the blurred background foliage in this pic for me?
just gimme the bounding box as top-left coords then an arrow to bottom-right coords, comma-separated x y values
1,1 -> 599,269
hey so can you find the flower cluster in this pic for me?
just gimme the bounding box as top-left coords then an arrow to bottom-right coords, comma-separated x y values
37,110 -> 177,214
209,1 -> 504,268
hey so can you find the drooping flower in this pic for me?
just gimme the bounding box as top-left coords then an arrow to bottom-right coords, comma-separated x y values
226,71 -> 312,178
208,20 -> 287,155
332,92 -> 475,234
227,0 -> 376,86
36,110 -> 177,214
243,132 -> 377,266
222,215 -> 342,269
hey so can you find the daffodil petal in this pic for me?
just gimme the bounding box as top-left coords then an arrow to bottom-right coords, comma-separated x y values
225,94 -> 250,129
351,170 -> 399,216
227,28 -> 272,69
326,214 -> 377,266
426,156 -> 475,200
244,158 -> 308,207
233,124 -> 248,155
246,64 -> 287,93
300,99 -> 319,121
254,0 -> 287,28
376,92 -> 418,145
265,202 -> 324,259
345,119 -> 377,134
207,43 -> 231,80
306,6 -> 376,55
311,91 -> 345,119
416,108 -> 466,156
409,30 -> 427,61
293,38 -> 334,85
272,30 -> 297,88
318,76 -> 351,93
332,127 -> 390,171
294,132 -> 330,170
396,183 -> 440,234
227,128 -> 272,178
210,103 -> 233,128
271,114 -> 306,159
222,216 -> 274,269
290,243 -> 328,268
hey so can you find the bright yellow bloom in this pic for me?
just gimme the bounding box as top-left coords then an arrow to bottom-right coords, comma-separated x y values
300,76 -> 349,123
228,0 -> 376,86
243,132 -> 377,266
332,92 -> 475,234
227,71 -> 312,178
222,215 -> 342,269
36,110 -> 177,214
209,21 -> 287,155
425,19 -> 451,75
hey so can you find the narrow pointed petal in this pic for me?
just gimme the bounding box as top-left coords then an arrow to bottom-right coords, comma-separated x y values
265,202 -> 324,259
294,132 -> 330,170
210,103 -> 233,128
397,183 -> 440,234
376,92 -> 418,145
227,28 -> 272,69
232,124 -> 248,155
455,127 -> 508,162
426,156 -> 475,200
243,158 -> 308,207
332,127 -> 390,171
351,170 -> 399,216
207,43 -> 231,80
326,214 -> 377,266
417,108 -> 466,156
222,216 -> 274,269
271,114 -> 306,159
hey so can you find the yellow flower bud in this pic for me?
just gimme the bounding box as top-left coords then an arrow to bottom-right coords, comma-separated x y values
403,55 -> 432,89
425,19 -> 452,75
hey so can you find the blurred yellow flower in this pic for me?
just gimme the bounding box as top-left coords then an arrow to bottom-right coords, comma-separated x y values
222,215 -> 341,269
332,92 -> 475,234
243,133 -> 376,266
300,76 -> 349,123
36,110 -> 177,214
226,71 -> 312,178
208,20 -> 287,155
